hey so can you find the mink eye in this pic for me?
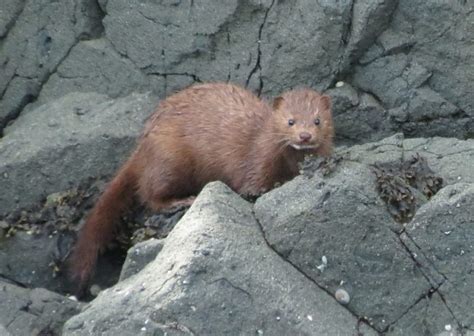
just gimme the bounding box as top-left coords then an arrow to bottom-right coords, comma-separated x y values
314,118 -> 320,126
288,119 -> 295,126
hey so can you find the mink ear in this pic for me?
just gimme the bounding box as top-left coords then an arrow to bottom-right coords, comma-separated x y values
273,96 -> 284,109
320,95 -> 332,110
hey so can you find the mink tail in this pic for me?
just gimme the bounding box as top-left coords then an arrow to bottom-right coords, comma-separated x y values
68,159 -> 137,296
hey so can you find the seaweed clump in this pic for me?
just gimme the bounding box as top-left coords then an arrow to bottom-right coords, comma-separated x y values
372,154 -> 443,223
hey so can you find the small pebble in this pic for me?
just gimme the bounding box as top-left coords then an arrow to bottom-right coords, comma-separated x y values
335,288 -> 350,305
276,316 -> 280,321
335,81 -> 344,87
90,284 -> 102,297
445,324 -> 452,331
257,330 -> 264,335
307,315 -> 313,321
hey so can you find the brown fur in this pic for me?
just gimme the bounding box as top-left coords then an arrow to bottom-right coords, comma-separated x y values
69,82 -> 334,293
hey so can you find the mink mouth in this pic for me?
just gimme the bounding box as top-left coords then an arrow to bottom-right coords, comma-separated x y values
290,144 -> 318,150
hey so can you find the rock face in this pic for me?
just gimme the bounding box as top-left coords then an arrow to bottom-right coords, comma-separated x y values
352,0 -> 473,139
1,0 -> 472,142
0,0 -> 103,131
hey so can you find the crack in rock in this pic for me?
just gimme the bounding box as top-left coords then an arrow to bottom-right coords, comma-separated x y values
210,278 -> 253,302
245,0 -> 275,96
382,289 -> 435,333
398,233 -> 447,286
0,0 -> 27,40
437,285 -> 465,330
251,208 -> 381,335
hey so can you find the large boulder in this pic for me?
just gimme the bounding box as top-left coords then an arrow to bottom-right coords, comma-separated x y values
255,161 -> 432,331
63,182 -> 367,336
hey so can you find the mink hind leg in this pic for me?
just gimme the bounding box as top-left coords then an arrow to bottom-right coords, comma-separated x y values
137,161 -> 198,212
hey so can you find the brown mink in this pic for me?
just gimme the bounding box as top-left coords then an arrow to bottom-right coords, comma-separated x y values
69,82 -> 334,293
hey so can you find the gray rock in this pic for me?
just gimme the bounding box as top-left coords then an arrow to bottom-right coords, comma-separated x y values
259,0 -> 351,94
42,0 -> 360,101
0,280 -> 83,336
0,0 -> 25,38
0,92 -> 158,216
404,183 -> 474,328
0,76 -> 42,129
102,0 -> 260,89
351,0 -> 474,138
0,231 -> 72,293
338,134 -> 474,186
37,39 -> 152,104
0,227 -> 123,295
341,0 -> 399,71
255,161 -> 431,331
386,292 -> 460,336
0,324 -> 12,336
63,182 -> 363,336
391,0 -> 473,114
377,29 -> 414,57
403,137 -> 474,185
0,0 -> 103,131
337,132 -> 405,166
119,238 -> 164,282
3,0 -> 471,143
328,82 -> 392,144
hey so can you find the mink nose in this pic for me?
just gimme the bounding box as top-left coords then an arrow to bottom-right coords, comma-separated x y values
299,132 -> 312,142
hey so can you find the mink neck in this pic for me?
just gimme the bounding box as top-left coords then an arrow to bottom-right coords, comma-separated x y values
257,123 -> 305,173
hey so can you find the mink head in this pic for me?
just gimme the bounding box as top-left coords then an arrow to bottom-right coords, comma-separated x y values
271,89 -> 334,156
